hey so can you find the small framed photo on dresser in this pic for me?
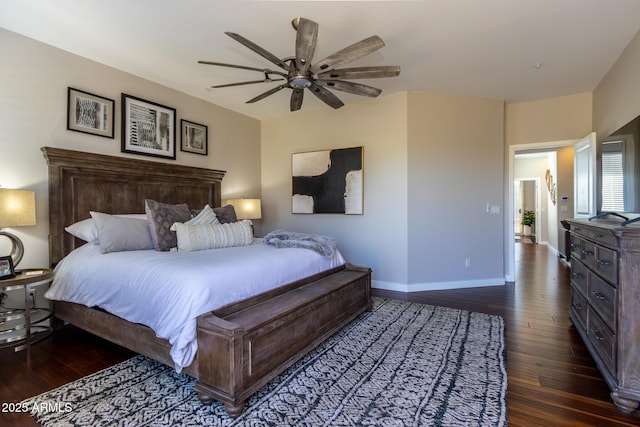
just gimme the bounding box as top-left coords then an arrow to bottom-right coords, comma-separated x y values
0,256 -> 15,280
180,119 -> 208,156
67,87 -> 115,138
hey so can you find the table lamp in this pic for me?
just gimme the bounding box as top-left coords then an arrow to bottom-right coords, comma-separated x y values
224,198 -> 262,220
0,188 -> 36,268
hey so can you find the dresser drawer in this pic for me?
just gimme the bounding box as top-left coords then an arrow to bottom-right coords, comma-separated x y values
570,259 -> 589,296
589,274 -> 617,332
594,246 -> 617,285
570,234 -> 583,259
570,286 -> 587,330
587,309 -> 616,375
571,224 -> 618,247
585,227 -> 618,248
581,240 -> 596,264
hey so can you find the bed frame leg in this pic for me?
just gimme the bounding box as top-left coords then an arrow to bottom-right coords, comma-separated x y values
197,391 -> 215,405
197,392 -> 246,418
224,402 -> 246,419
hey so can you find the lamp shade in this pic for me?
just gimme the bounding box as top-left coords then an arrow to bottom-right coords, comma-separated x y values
0,188 -> 36,228
224,198 -> 262,220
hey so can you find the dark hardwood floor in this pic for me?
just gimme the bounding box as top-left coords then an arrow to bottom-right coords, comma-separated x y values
1,242 -> 639,426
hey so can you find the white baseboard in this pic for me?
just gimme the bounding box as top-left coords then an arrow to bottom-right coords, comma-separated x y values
372,278 -> 506,293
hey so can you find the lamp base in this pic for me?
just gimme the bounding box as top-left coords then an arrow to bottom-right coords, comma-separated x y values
0,230 -> 24,268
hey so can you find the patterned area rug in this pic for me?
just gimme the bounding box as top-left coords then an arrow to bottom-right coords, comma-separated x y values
23,298 -> 507,426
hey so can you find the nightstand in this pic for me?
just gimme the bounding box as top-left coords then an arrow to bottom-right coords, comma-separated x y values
0,269 -> 54,361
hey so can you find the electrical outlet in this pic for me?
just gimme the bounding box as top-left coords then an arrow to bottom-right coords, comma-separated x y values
465,258 -> 471,268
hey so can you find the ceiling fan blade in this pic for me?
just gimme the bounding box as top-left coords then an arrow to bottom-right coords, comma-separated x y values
310,35 -> 385,74
315,80 -> 382,98
308,83 -> 344,109
317,66 -> 401,80
212,78 -> 285,88
293,17 -> 318,74
198,60 -> 288,77
225,32 -> 293,72
246,84 -> 289,104
290,89 -> 304,111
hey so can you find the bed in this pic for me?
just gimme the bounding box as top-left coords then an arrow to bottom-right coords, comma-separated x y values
42,147 -> 372,417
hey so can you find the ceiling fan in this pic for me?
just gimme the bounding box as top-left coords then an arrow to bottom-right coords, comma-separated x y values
199,17 -> 400,111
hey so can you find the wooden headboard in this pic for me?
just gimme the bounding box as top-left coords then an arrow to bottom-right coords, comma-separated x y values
42,147 -> 225,266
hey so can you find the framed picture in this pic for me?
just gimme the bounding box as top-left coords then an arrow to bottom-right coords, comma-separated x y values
67,87 -> 114,138
180,119 -> 208,156
292,146 -> 363,214
0,256 -> 15,280
121,94 -> 176,159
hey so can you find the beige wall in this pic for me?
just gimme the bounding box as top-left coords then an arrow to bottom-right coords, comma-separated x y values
407,92 -> 505,289
261,93 -> 409,286
505,93 -> 593,146
594,29 -> 640,141
261,91 -> 505,290
0,28 -> 261,268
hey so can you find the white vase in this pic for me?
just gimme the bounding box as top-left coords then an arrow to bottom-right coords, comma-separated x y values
523,225 -> 532,236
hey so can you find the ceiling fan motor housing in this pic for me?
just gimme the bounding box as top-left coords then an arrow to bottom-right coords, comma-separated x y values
289,74 -> 313,89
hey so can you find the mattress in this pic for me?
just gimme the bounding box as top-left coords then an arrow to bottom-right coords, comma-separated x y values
46,239 -> 345,371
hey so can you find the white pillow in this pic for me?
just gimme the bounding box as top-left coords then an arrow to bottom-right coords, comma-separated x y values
90,212 -> 154,253
170,204 -> 219,231
65,213 -> 147,243
174,220 -> 253,252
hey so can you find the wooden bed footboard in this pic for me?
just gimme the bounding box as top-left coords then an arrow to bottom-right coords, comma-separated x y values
195,263 -> 372,417
53,264 -> 372,418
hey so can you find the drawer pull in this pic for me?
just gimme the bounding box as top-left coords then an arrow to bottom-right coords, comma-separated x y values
572,272 -> 584,279
594,233 -> 603,238
596,258 -> 611,266
571,301 -> 583,310
581,249 -> 594,256
590,328 -> 606,341
591,291 -> 606,300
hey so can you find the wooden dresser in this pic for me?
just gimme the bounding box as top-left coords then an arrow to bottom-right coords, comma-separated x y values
567,218 -> 640,413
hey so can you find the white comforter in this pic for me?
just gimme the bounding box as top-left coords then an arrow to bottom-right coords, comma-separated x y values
46,239 -> 345,371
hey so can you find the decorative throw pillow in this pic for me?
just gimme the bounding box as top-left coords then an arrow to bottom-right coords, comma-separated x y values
213,204 -> 237,224
172,204 -> 219,231
173,220 -> 253,251
145,199 -> 191,251
90,212 -> 154,253
65,214 -> 147,243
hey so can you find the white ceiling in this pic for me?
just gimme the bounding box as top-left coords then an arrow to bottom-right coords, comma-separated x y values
2,0 -> 640,120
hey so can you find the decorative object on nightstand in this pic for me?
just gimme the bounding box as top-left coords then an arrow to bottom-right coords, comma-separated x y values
224,198 -> 262,237
224,198 -> 262,221
0,268 -> 53,362
0,188 -> 36,268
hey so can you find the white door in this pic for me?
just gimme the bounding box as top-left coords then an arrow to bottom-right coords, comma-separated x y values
574,132 -> 597,218
514,181 -> 522,235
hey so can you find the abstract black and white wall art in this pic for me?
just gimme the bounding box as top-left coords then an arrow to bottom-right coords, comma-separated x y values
292,146 -> 363,214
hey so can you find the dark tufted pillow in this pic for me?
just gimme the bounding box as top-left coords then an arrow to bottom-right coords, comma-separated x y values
213,204 -> 237,224
145,199 -> 191,251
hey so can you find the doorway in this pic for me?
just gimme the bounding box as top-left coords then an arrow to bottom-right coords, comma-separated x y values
506,134 -> 596,283
506,139 -> 577,283
514,179 -> 538,243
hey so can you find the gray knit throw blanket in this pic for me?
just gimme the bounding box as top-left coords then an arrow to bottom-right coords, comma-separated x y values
263,229 -> 337,258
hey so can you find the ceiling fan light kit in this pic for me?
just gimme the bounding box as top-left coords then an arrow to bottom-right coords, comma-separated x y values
199,17 -> 400,112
